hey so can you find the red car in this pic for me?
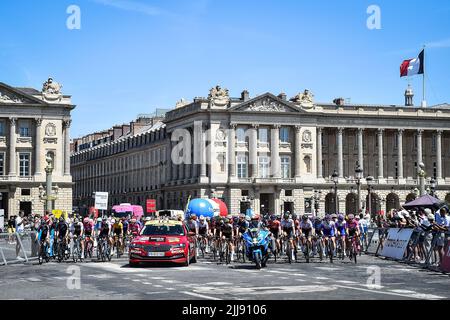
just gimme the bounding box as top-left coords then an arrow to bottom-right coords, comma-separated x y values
128,219 -> 197,267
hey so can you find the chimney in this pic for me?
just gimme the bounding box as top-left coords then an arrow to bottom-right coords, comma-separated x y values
405,85 -> 414,107
333,98 -> 345,106
278,92 -> 287,101
241,90 -> 249,101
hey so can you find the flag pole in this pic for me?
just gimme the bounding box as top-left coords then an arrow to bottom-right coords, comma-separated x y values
422,45 -> 426,108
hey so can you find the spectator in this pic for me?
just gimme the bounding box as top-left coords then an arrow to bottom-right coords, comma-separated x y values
434,208 -> 450,267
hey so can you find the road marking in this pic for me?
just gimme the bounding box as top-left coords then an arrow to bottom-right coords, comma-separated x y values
390,289 -> 416,294
153,284 -> 163,288
161,280 -> 178,283
167,288 -> 175,291
205,282 -> 233,286
315,277 -> 330,280
87,274 -> 113,279
336,280 -> 358,284
143,282 -> 152,285
334,285 -> 446,300
193,285 -> 337,296
132,279 -> 141,282
182,291 -> 221,300
151,277 -> 166,280
27,277 -> 42,282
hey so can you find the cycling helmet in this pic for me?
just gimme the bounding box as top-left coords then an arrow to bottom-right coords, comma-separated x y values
348,214 -> 355,220
270,215 -> 276,220
145,217 -> 152,221
324,214 -> 331,221
199,215 -> 205,221
224,218 -> 230,224
283,213 -> 289,219
97,218 -> 102,223
315,216 -> 321,221
130,218 -> 136,223
292,213 -> 297,220
206,217 -> 211,222
338,214 -> 344,221
219,219 -> 225,224
251,214 -> 260,221
302,214 -> 308,221
83,217 -> 89,223
245,216 -> 251,222
59,217 -> 64,222
331,214 -> 338,219
74,218 -> 79,223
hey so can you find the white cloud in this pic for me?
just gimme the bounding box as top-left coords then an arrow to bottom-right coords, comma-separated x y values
92,0 -> 164,16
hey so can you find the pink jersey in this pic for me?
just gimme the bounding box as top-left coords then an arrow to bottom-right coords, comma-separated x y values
347,220 -> 359,231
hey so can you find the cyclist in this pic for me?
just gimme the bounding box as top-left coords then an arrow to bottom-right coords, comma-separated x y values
187,214 -> 199,235
122,217 -> 129,237
112,218 -> 124,255
313,216 -> 325,256
299,214 -> 314,257
267,215 -> 281,252
358,213 -> 369,251
55,217 -> 69,256
70,217 -> 85,259
37,218 -> 50,257
219,217 -> 235,261
237,214 -> 250,237
281,212 -> 296,261
335,214 -> 347,257
129,218 -> 141,238
98,218 -> 112,256
83,217 -> 94,256
198,215 -> 209,253
346,214 -> 361,255
320,214 -> 336,257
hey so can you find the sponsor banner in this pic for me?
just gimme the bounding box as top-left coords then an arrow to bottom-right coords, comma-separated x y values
367,228 -> 381,254
441,238 -> 450,273
94,192 -> 109,210
380,228 -> 414,260
146,199 -> 156,213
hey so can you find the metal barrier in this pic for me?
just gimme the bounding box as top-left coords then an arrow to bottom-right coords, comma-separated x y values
0,231 -> 39,265
366,227 -> 450,274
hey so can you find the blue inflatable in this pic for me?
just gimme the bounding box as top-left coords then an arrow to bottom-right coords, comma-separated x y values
185,198 -> 218,219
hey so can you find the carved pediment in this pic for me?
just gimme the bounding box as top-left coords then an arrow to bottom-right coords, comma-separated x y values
230,93 -> 303,113
0,83 -> 46,105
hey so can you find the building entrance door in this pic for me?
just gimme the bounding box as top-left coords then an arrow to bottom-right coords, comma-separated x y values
20,201 -> 32,217
260,194 -> 272,216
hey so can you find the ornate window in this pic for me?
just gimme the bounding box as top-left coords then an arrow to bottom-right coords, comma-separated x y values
258,156 -> 270,178
19,153 -> 31,176
237,154 -> 248,178
258,128 -> 268,143
280,127 -> 289,143
304,155 -> 312,174
0,153 -> 4,176
281,156 -> 291,178
236,127 -> 246,143
19,120 -> 30,137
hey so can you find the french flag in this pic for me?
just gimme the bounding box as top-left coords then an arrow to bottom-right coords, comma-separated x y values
400,50 -> 424,77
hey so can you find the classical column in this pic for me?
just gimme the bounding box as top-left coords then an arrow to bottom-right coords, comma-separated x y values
228,123 -> 236,178
8,117 -> 17,176
357,128 -> 364,171
436,130 -> 443,180
397,129 -> 404,179
337,127 -> 344,178
249,124 -> 258,178
271,124 -> 281,178
316,127 -> 323,178
200,126 -> 207,178
377,129 -> 384,179
417,129 -> 423,166
295,126 -> 302,178
63,119 -> 71,176
35,118 -> 43,175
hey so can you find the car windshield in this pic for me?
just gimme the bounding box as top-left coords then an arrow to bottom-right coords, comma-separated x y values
142,225 -> 185,236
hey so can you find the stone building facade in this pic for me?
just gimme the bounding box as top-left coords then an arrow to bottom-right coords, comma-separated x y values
71,86 -> 450,216
0,79 -> 74,218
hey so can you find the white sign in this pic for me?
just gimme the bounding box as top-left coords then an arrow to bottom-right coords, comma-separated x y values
380,228 -> 414,260
0,209 -> 4,232
94,192 -> 109,210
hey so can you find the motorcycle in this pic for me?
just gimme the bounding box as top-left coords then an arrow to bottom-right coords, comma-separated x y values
242,228 -> 271,269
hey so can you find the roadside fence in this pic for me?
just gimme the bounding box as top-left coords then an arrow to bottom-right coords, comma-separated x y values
366,227 -> 450,274
0,231 -> 39,265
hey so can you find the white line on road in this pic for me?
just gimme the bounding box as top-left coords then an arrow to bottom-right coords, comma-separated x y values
143,282 -> 152,285
334,285 -> 446,300
181,291 -> 221,300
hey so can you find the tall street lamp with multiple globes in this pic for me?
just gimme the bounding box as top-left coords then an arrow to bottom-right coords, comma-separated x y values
366,175 -> 374,217
355,163 -> 363,214
332,169 -> 339,214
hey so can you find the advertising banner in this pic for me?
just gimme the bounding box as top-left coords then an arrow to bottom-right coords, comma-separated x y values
94,192 -> 109,210
380,228 -> 414,260
146,199 -> 156,213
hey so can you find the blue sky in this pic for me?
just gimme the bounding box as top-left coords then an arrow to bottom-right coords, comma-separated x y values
1,0 -> 449,137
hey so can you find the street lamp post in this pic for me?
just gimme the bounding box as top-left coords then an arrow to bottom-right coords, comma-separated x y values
355,163 -> 363,214
313,190 -> 322,217
366,176 -> 374,218
418,162 -> 426,196
39,154 -> 58,214
332,169 -> 339,214
430,178 -> 436,197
